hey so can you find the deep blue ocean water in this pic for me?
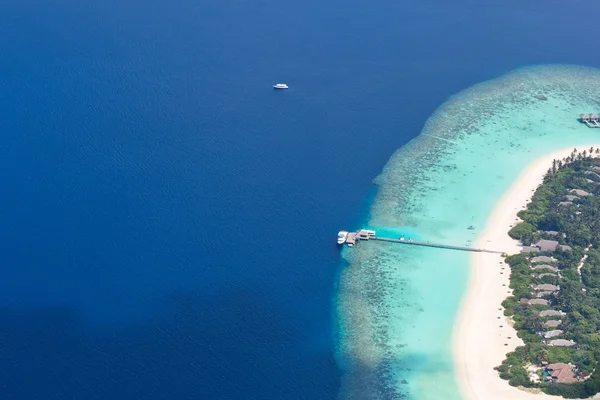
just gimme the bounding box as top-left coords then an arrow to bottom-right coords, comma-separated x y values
0,0 -> 599,398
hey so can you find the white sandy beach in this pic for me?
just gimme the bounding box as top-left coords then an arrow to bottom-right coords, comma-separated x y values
454,147 -> 600,400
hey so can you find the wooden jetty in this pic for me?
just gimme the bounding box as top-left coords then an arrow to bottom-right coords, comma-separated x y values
339,229 -> 503,254
579,113 -> 600,128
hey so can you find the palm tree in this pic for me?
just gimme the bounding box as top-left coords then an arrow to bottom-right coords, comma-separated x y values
596,148 -> 600,155
590,146 -> 594,155
583,150 -> 588,159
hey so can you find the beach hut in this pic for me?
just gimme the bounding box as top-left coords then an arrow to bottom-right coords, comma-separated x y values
540,310 -> 566,317
544,330 -> 563,339
581,114 -> 590,122
548,339 -> 576,347
534,239 -> 559,252
526,299 -> 550,306
543,320 -> 562,328
531,265 -> 559,273
531,256 -> 557,263
547,363 -> 578,384
533,284 -> 560,291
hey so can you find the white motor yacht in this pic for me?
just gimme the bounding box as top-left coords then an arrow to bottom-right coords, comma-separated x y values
273,83 -> 288,89
337,231 -> 349,244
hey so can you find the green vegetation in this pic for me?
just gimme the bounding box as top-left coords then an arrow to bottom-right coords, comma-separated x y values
499,149 -> 600,398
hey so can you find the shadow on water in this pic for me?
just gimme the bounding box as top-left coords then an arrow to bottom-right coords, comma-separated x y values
0,289 -> 339,400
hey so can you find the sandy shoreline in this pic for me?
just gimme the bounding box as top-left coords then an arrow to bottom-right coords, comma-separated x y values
453,147 -> 600,400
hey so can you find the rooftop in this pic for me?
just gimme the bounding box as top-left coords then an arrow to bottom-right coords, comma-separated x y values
531,256 -> 557,263
544,320 -> 562,328
534,239 -> 559,252
570,188 -> 590,196
548,339 -> 576,347
521,246 -> 540,254
547,363 -> 577,384
531,265 -> 559,272
540,310 -> 565,317
533,284 -> 560,291
544,329 -> 563,338
524,298 -> 550,306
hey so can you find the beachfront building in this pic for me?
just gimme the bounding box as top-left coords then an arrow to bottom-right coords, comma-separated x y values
536,291 -> 555,298
537,273 -> 558,279
543,320 -> 562,328
548,339 -> 576,347
543,330 -> 563,339
521,246 -> 540,253
546,363 -> 578,384
522,298 -> 550,306
531,265 -> 559,273
569,189 -> 590,196
540,310 -> 566,318
530,239 -> 572,253
534,239 -> 560,252
584,170 -> 600,179
531,256 -> 557,263
533,284 -> 560,291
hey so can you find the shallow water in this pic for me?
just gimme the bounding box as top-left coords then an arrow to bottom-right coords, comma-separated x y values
337,65 -> 600,400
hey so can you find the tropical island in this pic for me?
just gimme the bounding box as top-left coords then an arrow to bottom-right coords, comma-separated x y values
498,148 -> 600,398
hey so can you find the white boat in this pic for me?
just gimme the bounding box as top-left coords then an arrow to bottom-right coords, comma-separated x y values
273,83 -> 288,89
337,231 -> 349,244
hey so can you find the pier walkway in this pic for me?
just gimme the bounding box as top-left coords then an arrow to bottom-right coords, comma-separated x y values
370,236 -> 504,254
339,229 -> 503,254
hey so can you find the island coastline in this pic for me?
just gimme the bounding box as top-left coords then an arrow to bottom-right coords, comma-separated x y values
454,147 -> 600,400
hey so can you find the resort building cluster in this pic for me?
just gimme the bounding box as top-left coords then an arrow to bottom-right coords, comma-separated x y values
503,159 -> 600,390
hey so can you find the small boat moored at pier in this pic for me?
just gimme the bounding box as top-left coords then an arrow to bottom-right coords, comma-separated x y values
337,231 -> 349,244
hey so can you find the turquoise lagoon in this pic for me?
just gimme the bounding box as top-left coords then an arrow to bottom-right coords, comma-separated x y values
337,65 -> 600,400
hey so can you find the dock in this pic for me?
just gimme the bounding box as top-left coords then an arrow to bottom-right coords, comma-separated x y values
339,229 -> 504,254
579,113 -> 600,128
